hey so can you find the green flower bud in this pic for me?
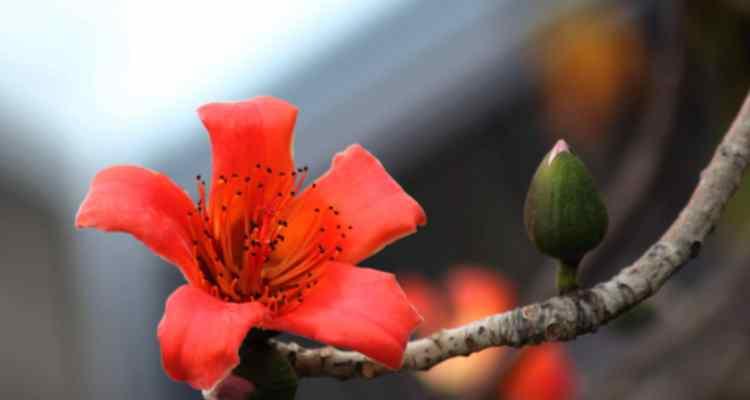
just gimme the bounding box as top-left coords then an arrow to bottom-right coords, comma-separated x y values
524,140 -> 608,293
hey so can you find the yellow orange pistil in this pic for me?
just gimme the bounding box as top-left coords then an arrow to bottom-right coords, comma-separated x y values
186,164 -> 349,313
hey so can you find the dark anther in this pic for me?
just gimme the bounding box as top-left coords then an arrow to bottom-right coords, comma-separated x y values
318,244 -> 325,253
231,173 -> 238,178
303,166 -> 309,171
236,191 -> 242,196
290,191 -> 296,196
348,225 -> 353,230
335,245 -> 342,252
329,205 -> 334,210
256,163 -> 261,168
319,227 -> 325,232
279,171 -> 286,176
336,225 -> 341,229
314,208 -> 320,213
257,183 -> 264,189
266,167 -> 272,174
244,176 -> 251,182
277,192 -> 283,197
334,211 -> 339,216
312,183 -> 317,188
196,174 -> 201,180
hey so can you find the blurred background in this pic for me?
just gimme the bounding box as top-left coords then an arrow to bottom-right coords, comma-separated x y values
2,0 -> 750,398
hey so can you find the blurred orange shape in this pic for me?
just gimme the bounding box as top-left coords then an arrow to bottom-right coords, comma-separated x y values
536,8 -> 646,144
500,343 -> 577,400
399,275 -> 446,335
402,266 -> 515,396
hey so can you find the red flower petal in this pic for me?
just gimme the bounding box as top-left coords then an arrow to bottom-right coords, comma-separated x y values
198,97 -> 298,186
264,261 -> 421,369
75,165 -> 201,284
157,285 -> 267,390
296,144 -> 426,264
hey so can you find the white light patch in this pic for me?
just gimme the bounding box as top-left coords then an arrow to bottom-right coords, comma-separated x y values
87,0 -> 405,166
0,0 -> 405,200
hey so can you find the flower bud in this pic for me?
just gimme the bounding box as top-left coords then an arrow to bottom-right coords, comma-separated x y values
524,140 -> 608,268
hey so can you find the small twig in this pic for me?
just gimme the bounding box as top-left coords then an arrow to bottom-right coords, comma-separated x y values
271,89 -> 750,380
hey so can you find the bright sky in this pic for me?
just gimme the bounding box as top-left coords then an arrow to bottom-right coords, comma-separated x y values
0,0 -> 404,190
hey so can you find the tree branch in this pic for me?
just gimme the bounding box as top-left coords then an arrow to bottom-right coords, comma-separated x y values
585,248 -> 750,399
270,89 -> 750,380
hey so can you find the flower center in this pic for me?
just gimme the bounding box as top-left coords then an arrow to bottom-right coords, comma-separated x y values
186,164 -> 350,312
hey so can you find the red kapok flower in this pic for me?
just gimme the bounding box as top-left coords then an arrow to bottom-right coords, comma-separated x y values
75,97 -> 426,390
500,343 -> 577,400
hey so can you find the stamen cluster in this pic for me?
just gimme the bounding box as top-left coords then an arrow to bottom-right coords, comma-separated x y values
186,164 -> 350,312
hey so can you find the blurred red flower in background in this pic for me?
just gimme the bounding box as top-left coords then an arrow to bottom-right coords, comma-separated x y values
402,266 -> 515,395
403,266 -> 577,399
76,97 -> 425,390
501,343 -> 577,400
534,8 -> 646,146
